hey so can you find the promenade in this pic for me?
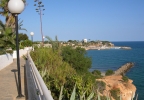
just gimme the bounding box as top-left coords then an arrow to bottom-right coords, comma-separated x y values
0,58 -> 26,100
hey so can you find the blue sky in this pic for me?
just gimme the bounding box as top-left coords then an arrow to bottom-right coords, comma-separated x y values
1,0 -> 144,41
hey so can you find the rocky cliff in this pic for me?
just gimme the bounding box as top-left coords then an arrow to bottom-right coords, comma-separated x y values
97,75 -> 136,100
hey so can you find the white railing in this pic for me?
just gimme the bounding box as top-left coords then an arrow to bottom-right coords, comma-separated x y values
26,52 -> 53,100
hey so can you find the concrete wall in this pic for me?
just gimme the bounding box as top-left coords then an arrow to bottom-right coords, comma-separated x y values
0,53 -> 13,70
0,47 -> 32,70
13,47 -> 32,59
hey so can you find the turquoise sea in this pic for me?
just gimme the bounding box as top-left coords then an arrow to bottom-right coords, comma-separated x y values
87,41 -> 144,100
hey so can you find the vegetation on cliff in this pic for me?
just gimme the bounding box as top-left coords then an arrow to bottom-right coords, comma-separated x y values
30,37 -> 137,100
31,36 -> 101,99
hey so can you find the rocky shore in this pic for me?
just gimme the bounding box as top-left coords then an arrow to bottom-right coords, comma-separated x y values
97,63 -> 136,100
114,62 -> 134,75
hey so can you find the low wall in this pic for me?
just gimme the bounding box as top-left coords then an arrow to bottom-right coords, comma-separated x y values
0,53 -> 13,70
13,47 -> 32,59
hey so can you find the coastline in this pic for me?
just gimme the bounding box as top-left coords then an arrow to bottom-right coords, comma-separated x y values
84,46 -> 131,50
87,41 -> 144,99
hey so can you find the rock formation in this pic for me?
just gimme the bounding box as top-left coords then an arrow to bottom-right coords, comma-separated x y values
97,75 -> 136,100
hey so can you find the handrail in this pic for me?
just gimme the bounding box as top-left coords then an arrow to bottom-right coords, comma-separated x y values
26,52 -> 53,100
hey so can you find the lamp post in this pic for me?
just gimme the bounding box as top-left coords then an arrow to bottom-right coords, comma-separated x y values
43,36 -> 45,43
34,0 -> 45,45
30,32 -> 34,50
8,0 -> 25,98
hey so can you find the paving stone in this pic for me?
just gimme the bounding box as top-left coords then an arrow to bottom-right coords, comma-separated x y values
0,58 -> 26,100
3,97 -> 13,100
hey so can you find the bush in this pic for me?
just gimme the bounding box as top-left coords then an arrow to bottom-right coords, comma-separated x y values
95,81 -> 106,93
105,70 -> 114,76
30,46 -> 96,100
21,40 -> 32,47
92,70 -> 102,79
30,36 -> 96,99
110,88 -> 120,100
0,50 -> 5,55
100,96 -> 107,100
61,46 -> 92,74
6,50 -> 13,54
30,47 -> 76,99
122,75 -> 129,82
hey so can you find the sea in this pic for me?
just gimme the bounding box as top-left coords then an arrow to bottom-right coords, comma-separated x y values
87,41 -> 144,100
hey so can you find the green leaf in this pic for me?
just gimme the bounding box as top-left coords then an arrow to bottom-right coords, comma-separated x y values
70,84 -> 76,100
59,85 -> 64,100
86,92 -> 94,100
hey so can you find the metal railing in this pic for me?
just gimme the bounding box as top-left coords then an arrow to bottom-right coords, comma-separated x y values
25,52 -> 53,100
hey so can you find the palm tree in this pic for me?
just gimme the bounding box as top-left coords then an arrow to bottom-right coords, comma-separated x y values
0,20 -> 16,51
0,0 -> 15,27
18,19 -> 27,31
0,0 -> 27,28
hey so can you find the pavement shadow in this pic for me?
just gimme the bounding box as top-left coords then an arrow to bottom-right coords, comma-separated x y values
11,69 -> 19,95
23,64 -> 28,100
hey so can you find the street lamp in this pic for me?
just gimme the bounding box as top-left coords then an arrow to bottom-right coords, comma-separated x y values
30,32 -> 34,50
43,36 -> 45,42
8,0 -> 25,98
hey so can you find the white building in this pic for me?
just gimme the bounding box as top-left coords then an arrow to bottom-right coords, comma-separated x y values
83,39 -> 87,43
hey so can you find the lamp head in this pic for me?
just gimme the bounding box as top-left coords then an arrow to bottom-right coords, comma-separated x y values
8,0 -> 25,14
30,32 -> 34,36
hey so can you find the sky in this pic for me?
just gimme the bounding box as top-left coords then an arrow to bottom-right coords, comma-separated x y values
0,0 -> 144,41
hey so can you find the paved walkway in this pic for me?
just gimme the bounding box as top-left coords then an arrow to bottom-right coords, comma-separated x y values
0,58 -> 26,100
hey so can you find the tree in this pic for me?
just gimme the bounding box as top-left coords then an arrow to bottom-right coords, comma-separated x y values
105,70 -> 114,76
21,40 -> 32,47
67,40 -> 73,42
18,33 -> 28,42
18,19 -> 27,31
0,0 -> 16,28
0,0 -> 27,28
61,46 -> 92,73
0,20 -> 15,50
92,70 -> 102,78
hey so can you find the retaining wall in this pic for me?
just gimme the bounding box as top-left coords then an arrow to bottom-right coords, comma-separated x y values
13,47 -> 32,59
0,53 -> 13,70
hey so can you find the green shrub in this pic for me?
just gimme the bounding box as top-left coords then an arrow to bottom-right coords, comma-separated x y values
95,81 -> 106,93
21,40 -> 32,47
0,50 -> 5,55
105,70 -> 114,76
6,50 -> 13,54
92,70 -> 102,79
30,36 -> 97,99
61,46 -> 92,74
110,88 -> 120,100
100,96 -> 107,100
122,75 -> 129,82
